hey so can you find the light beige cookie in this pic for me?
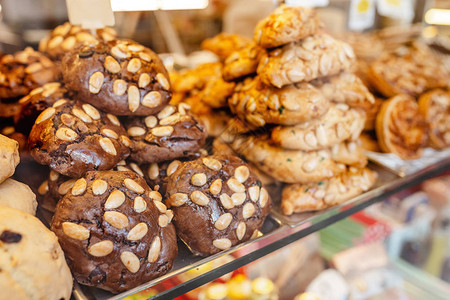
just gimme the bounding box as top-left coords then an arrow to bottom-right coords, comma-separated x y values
228,135 -> 345,184
271,104 -> 366,151
257,33 -> 355,88
254,5 -> 321,48
229,76 -> 329,127
330,140 -> 368,168
311,72 -> 375,108
281,167 -> 377,215
0,134 -> 19,184
367,44 -> 448,97
201,33 -> 253,61
222,44 -> 266,82
0,206 -> 73,299
418,89 -> 450,150
0,179 -> 37,215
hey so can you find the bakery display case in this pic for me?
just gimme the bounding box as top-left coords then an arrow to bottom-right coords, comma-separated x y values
0,1 -> 449,299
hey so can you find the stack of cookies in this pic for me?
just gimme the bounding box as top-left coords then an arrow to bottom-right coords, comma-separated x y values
214,5 -> 377,215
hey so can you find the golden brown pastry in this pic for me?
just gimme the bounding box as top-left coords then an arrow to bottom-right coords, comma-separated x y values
418,89 -> 450,149
254,5 -> 321,48
311,72 -> 375,108
367,44 -> 448,97
257,33 -> 355,88
222,44 -> 265,82
229,76 -> 329,127
281,167 -> 377,215
363,97 -> 384,131
271,104 -> 366,151
376,94 -> 428,160
201,33 -> 253,61
359,132 -> 381,152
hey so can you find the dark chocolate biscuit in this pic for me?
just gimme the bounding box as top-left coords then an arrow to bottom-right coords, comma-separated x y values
62,40 -> 171,116
39,22 -> 116,60
165,155 -> 271,256
0,47 -> 61,99
51,170 -> 177,293
123,104 -> 207,163
14,82 -> 69,135
29,100 -> 131,177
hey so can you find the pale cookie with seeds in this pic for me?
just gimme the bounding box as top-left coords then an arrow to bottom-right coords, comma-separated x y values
0,206 -> 73,300
281,167 -> 377,215
166,155 -> 270,256
201,33 -> 253,61
229,76 -> 329,127
257,33 -> 355,88
28,100 -> 130,177
367,44 -> 448,98
271,104 -> 366,151
50,170 -> 177,293
311,72 -> 375,108
39,22 -> 116,60
226,134 -> 346,184
376,94 -> 428,160
0,47 -> 61,100
254,5 -> 321,48
123,105 -> 207,164
0,134 -> 19,184
14,82 -> 69,135
62,40 -> 171,116
418,89 -> 450,150
222,44 -> 266,82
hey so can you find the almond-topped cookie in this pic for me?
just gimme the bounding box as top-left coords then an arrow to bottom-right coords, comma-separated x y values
28,100 -> 131,177
201,33 -> 253,61
51,170 -> 177,293
376,94 -> 428,160
222,44 -> 266,82
281,167 -> 377,215
229,76 -> 329,127
254,5 -> 321,48
367,44 -> 448,97
257,33 -> 355,88
123,104 -> 207,164
165,155 -> 270,256
62,40 -> 171,116
0,47 -> 61,99
39,22 -> 116,60
418,89 -> 450,150
271,104 -> 366,151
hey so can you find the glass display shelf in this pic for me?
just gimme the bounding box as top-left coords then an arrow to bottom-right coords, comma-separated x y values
60,156 -> 450,300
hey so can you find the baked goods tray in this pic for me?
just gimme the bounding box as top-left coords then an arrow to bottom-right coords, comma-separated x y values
54,157 -> 449,299
365,148 -> 450,177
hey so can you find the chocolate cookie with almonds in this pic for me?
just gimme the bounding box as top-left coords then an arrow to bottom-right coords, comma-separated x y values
14,82 -> 69,135
281,167 -> 377,215
62,40 -> 171,116
229,76 -> 329,127
254,5 -> 321,48
201,33 -> 253,61
39,22 -> 116,60
51,170 -> 177,293
257,33 -> 355,88
0,47 -> 61,99
166,155 -> 270,256
418,89 -> 450,150
124,104 -> 207,164
271,104 -> 366,151
29,100 -> 131,177
222,44 -> 265,82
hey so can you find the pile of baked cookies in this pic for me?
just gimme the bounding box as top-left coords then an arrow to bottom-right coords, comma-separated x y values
346,32 -> 450,160
0,22 -> 271,294
172,5 -> 378,215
